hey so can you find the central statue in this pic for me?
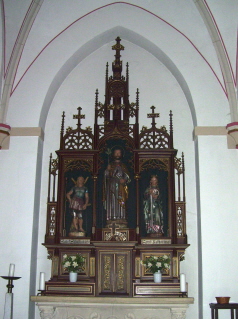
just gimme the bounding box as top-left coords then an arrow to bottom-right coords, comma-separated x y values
103,148 -> 130,227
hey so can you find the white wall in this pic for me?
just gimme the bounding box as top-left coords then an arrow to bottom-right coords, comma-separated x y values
198,135 -> 238,319
0,136 -> 40,319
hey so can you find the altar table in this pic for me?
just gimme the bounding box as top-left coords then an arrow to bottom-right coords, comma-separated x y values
31,296 -> 194,319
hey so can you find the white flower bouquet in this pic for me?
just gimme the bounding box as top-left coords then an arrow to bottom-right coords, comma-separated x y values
62,254 -> 85,273
141,255 -> 170,274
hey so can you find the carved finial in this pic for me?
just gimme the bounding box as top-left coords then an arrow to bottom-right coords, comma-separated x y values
112,36 -> 124,63
112,37 -> 124,79
169,110 -> 173,134
94,89 -> 99,126
95,89 -> 99,108
49,153 -> 52,174
73,107 -> 85,127
169,110 -> 173,148
106,62 -> 109,81
147,106 -> 160,127
182,152 -> 185,201
60,112 -> 65,149
61,111 -> 65,135
182,152 -> 185,172
48,153 -> 52,201
136,88 -> 139,109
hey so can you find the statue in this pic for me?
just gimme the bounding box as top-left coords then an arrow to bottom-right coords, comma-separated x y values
143,175 -> 163,236
103,148 -> 130,226
66,176 -> 89,235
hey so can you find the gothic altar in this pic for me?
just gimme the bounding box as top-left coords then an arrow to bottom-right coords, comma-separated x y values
31,37 -> 193,318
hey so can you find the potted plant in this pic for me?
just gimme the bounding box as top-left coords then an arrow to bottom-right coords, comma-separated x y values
141,255 -> 170,283
62,253 -> 85,282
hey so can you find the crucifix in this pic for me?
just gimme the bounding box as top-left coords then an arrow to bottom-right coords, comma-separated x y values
73,107 -> 85,128
112,36 -> 124,64
147,106 -> 160,127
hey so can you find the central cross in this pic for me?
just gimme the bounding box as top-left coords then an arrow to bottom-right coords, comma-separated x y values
147,105 -> 160,127
73,107 -> 85,127
112,36 -> 124,63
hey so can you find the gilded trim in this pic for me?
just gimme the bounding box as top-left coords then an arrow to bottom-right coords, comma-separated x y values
90,257 -> 95,277
135,257 -> 141,277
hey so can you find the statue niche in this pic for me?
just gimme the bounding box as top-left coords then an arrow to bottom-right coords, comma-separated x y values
43,37 -> 188,297
103,147 -> 130,225
66,175 -> 90,237
96,138 -> 136,232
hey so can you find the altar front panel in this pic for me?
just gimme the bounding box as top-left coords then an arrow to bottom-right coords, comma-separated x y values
31,296 -> 194,319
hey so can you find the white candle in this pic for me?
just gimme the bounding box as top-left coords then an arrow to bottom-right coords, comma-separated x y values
39,272 -> 45,291
180,273 -> 186,292
8,264 -> 15,277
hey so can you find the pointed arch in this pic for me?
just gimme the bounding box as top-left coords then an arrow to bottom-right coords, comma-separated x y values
39,26 -> 197,129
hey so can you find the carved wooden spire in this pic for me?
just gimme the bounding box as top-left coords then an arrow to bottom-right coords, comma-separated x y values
94,89 -> 99,125
111,36 -> 124,79
169,110 -> 174,148
60,111 -> 65,149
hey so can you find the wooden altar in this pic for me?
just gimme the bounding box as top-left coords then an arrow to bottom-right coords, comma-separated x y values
40,37 -> 190,298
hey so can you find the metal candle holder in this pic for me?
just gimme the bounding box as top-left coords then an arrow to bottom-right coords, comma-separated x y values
37,290 -> 46,296
179,291 -> 188,298
1,276 -> 21,293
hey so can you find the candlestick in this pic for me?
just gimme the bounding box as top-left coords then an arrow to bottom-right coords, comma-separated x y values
1,276 -> 21,319
8,264 -> 15,277
1,276 -> 21,293
180,273 -> 186,292
39,272 -> 45,291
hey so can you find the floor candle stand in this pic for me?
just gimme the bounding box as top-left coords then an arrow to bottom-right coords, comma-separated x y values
1,276 -> 21,319
1,276 -> 21,293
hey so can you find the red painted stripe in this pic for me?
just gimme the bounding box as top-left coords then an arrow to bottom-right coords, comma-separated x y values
0,123 -> 11,129
10,1 -> 227,97
204,0 -> 235,85
226,122 -> 238,128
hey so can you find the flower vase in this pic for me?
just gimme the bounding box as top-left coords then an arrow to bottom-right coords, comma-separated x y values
69,272 -> 77,282
153,271 -> 162,283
